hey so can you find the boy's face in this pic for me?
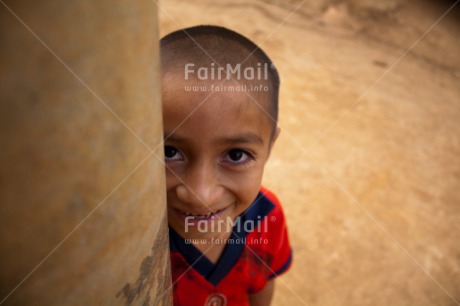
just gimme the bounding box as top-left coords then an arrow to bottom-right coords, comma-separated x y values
162,74 -> 277,239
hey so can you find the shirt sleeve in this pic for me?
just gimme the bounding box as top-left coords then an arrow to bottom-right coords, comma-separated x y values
260,187 -> 293,279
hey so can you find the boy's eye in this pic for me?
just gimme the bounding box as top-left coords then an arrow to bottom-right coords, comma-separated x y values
228,150 -> 244,161
164,145 -> 183,161
223,149 -> 253,165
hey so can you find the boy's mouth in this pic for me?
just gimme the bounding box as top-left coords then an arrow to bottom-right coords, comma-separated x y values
184,211 -> 214,219
173,207 -> 228,221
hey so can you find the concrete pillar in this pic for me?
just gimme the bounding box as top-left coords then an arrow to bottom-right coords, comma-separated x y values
0,1 -> 171,305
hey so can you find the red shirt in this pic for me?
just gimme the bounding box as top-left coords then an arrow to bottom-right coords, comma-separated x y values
169,187 -> 292,306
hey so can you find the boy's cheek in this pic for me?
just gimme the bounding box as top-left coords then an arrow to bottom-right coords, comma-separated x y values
164,171 -> 174,189
164,166 -> 180,188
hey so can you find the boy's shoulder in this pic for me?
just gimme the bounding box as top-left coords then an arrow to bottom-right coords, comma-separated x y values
243,187 -> 289,257
260,186 -> 280,205
243,186 -> 286,225
240,187 -> 292,288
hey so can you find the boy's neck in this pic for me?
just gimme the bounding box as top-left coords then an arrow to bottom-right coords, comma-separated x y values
174,226 -> 233,264
193,238 -> 227,264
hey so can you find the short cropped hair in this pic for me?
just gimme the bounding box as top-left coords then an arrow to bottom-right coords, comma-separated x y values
160,25 -> 279,129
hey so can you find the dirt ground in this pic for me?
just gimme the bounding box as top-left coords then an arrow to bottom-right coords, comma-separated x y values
159,0 -> 459,305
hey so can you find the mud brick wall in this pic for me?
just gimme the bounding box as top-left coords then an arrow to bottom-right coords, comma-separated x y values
0,1 -> 172,305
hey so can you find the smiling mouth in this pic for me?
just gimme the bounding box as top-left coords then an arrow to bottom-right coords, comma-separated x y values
173,207 -> 227,220
184,211 -> 215,219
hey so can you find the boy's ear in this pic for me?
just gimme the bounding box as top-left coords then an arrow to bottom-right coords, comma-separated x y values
272,127 -> 281,143
268,127 -> 280,154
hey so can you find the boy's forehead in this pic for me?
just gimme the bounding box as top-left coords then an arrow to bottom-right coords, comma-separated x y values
162,75 -> 273,141
162,72 -> 270,111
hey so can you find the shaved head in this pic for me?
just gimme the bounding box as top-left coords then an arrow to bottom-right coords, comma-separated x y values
160,25 -> 279,130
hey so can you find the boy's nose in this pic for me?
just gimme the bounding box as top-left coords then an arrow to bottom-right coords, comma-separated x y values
175,161 -> 223,209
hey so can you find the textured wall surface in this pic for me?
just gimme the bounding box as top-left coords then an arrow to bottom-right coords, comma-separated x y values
0,1 -> 171,305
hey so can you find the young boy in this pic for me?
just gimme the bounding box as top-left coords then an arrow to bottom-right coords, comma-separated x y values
160,25 -> 292,306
